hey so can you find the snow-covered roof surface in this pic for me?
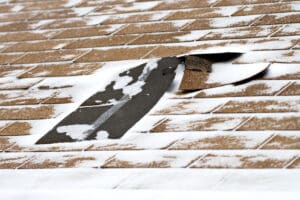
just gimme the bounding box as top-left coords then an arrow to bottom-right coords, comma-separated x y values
0,0 -> 299,199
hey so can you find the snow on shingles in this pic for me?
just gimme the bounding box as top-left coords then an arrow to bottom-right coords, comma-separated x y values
72,7 -> 95,16
155,37 -> 296,58
116,20 -> 190,35
244,37 -> 298,51
216,96 -> 300,113
102,150 -> 200,168
150,115 -> 246,132
6,134 -> 93,152
32,60 -> 147,104
86,15 -> 110,25
0,152 -> 33,169
264,63 -> 300,80
168,132 -> 272,150
18,151 -> 115,169
167,5 -> 240,20
197,15 -> 260,29
190,150 -> 298,169
64,0 -> 84,7
10,4 -> 24,12
30,19 -> 55,29
273,23 -> 300,36
100,11 -> 171,24
0,89 -> 57,106
151,98 -> 225,115
262,133 -> 300,149
0,121 -> 9,129
0,66 -> 26,77
97,1 -> 162,14
234,50 -> 300,64
202,25 -> 280,40
193,80 -> 290,98
0,77 -> 41,90
174,30 -> 210,42
122,133 -> 186,150
0,103 -> 66,120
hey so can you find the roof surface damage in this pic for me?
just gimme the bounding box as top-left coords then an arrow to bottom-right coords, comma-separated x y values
0,0 -> 299,199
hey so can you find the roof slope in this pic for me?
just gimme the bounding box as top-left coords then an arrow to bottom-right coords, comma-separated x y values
0,0 -> 299,195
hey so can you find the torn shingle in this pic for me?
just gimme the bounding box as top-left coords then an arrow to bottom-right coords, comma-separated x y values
184,55 -> 212,72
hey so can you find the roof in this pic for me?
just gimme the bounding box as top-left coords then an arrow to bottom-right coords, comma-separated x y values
0,0 -> 299,198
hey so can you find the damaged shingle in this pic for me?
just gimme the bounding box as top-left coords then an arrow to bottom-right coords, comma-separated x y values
184,55 -> 212,72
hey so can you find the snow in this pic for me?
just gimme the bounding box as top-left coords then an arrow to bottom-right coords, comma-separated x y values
105,150 -> 201,168
72,7 -> 95,16
265,63 -> 300,79
52,43 -> 68,50
218,6 -> 241,16
113,76 -> 133,90
1,168 -> 299,193
11,5 -> 23,12
112,2 -> 161,13
57,124 -> 93,140
147,115 -> 245,132
234,50 -> 300,64
96,130 -> 109,140
206,63 -> 269,85
194,80 -> 289,97
0,77 -> 41,90
30,20 -> 54,29
210,15 -> 260,28
151,98 -> 225,115
120,59 -> 158,97
86,16 -> 109,25
174,30 -> 210,42
177,131 -> 271,149
65,0 -> 83,7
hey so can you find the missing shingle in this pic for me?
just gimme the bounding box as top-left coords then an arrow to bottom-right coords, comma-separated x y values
179,52 -> 270,91
36,57 -> 180,144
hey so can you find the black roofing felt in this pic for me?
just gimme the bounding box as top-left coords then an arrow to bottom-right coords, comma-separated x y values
36,57 -> 180,144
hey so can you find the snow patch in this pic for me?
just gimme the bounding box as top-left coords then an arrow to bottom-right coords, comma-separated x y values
87,16 -> 109,25
175,30 -> 209,42
65,0 -> 82,7
72,7 -> 95,16
206,63 -> 269,85
52,43 -> 67,50
96,130 -> 109,140
11,5 -> 23,12
121,59 -> 158,97
57,124 -> 93,140
113,76 -> 133,90
31,20 -> 54,29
